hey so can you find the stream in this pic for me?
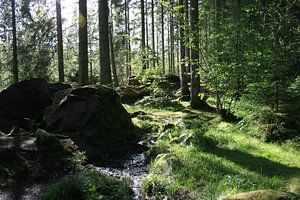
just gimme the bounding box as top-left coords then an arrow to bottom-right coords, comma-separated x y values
86,152 -> 148,200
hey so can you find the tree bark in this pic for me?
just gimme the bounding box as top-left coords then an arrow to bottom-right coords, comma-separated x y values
56,0 -> 64,82
79,0 -> 89,86
11,0 -> 18,83
161,2 -> 165,75
141,0 -> 146,69
99,0 -> 112,85
151,0 -> 155,68
179,0 -> 189,99
190,0 -> 202,108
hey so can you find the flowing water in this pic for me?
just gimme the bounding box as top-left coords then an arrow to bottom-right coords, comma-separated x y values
86,152 -> 148,200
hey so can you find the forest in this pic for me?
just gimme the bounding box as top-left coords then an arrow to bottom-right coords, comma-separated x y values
0,0 -> 300,199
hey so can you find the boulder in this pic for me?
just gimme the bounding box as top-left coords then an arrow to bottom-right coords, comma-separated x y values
35,129 -> 76,167
0,148 -> 28,182
0,79 -> 51,133
121,86 -> 150,104
44,86 -> 137,163
0,79 -> 72,133
223,190 -> 298,200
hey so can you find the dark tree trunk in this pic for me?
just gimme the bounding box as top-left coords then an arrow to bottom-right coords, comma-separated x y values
11,0 -> 18,83
190,0 -> 202,108
161,3 -> 165,74
99,0 -> 112,85
151,0 -> 155,68
141,0 -> 146,69
56,0 -> 64,82
109,6 -> 118,87
179,0 -> 189,99
79,0 -> 89,86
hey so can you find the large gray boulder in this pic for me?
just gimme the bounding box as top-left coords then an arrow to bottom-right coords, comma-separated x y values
44,86 -> 138,163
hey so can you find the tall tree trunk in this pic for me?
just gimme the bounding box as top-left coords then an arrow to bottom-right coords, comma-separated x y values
190,0 -> 202,108
141,0 -> 146,69
184,0 -> 190,74
99,0 -> 112,85
56,0 -> 64,82
179,0 -> 189,99
170,11 -> 175,74
151,0 -> 155,68
79,0 -> 89,86
161,2 -> 165,75
109,3 -> 118,87
109,24 -> 119,87
11,0 -> 18,83
145,0 -> 149,69
125,0 -> 130,77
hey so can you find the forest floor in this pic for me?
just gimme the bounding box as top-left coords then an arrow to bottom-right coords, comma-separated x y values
126,101 -> 300,200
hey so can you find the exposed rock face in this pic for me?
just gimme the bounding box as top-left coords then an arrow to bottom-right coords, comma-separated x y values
223,189 -> 298,200
121,86 -> 150,104
0,79 -> 71,133
44,86 -> 137,163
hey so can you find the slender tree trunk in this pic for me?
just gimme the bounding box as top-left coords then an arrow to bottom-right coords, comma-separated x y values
109,24 -> 119,87
125,0 -> 130,77
99,0 -> 112,85
145,0 -> 149,68
179,0 -> 189,99
161,2 -> 165,75
170,11 -> 175,74
151,0 -> 155,68
184,0 -> 190,76
11,0 -> 18,83
56,0 -> 64,82
141,0 -> 146,69
190,0 -> 202,108
79,0 -> 89,86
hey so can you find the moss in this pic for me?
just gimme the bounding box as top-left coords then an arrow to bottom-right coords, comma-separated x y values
0,148 -> 28,182
36,129 -> 69,167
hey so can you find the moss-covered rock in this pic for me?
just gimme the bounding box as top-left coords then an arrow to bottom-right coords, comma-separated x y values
44,86 -> 138,164
223,190 -> 299,200
0,148 -> 28,182
36,129 -> 75,168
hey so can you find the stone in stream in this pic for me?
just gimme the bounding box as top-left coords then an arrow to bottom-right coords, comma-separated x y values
44,86 -> 138,164
223,189 -> 299,200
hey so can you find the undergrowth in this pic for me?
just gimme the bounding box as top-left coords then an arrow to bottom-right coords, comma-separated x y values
128,102 -> 300,200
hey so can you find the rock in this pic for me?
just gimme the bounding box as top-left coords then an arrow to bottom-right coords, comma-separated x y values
150,74 -> 180,97
131,111 -> 147,118
0,79 -> 72,133
0,79 -> 52,133
223,190 -> 298,200
127,76 -> 141,86
44,86 -> 137,163
121,86 -> 150,104
36,129 -> 75,166
47,82 -> 72,98
0,148 -> 28,182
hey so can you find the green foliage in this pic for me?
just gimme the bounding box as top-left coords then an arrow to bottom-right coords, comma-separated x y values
136,97 -> 184,111
43,171 -> 133,200
130,104 -> 300,199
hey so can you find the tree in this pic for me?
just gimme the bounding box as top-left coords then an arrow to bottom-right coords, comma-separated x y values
11,0 -> 18,83
56,0 -> 64,82
179,0 -> 189,99
151,0 -> 155,68
141,0 -> 146,69
79,0 -> 89,86
99,0 -> 112,85
190,0 -> 202,108
161,1 -> 165,74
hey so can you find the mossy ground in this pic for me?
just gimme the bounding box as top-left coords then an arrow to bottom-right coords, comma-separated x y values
126,101 -> 300,200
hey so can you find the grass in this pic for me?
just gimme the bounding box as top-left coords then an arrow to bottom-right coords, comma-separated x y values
43,171 -> 133,200
127,102 -> 300,200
